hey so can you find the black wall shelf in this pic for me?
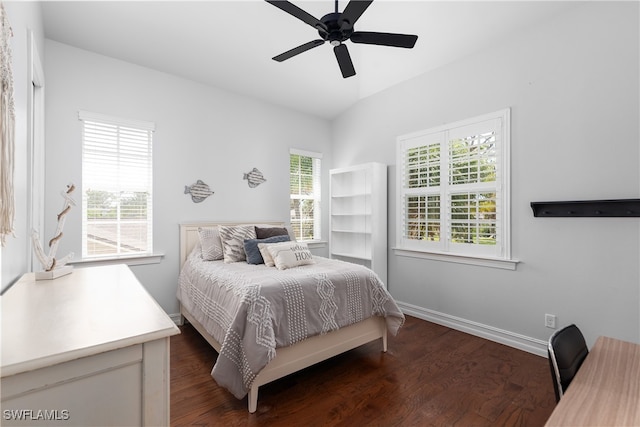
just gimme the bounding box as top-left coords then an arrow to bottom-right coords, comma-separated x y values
530,199 -> 640,217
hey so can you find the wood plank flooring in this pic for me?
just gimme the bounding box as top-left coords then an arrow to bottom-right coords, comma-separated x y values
171,315 -> 556,426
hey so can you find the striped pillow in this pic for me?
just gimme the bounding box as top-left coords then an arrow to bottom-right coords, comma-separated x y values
218,225 -> 256,263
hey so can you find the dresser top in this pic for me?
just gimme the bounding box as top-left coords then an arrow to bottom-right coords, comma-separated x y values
1,264 -> 179,377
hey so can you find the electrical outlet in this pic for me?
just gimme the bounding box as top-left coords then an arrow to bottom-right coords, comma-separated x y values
545,313 -> 557,329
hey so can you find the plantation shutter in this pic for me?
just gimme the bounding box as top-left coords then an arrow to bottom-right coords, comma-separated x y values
446,118 -> 501,257
399,131 -> 443,251
79,111 -> 154,258
397,109 -> 510,259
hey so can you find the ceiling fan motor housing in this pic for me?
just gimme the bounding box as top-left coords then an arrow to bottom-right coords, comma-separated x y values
320,12 -> 353,45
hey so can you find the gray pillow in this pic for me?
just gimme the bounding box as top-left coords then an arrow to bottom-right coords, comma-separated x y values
255,226 -> 289,239
244,234 -> 290,264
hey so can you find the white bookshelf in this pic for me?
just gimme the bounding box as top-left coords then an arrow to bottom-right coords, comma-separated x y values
329,163 -> 387,285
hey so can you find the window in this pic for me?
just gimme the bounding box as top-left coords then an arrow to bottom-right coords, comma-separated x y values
79,111 -> 154,258
290,149 -> 322,241
396,109 -> 511,263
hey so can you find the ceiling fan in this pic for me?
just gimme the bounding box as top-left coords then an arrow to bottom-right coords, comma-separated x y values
265,0 -> 418,78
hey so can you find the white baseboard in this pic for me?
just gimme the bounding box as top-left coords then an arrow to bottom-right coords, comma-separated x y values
397,301 -> 548,357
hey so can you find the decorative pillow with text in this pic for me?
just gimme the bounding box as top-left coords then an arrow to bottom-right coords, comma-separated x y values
266,241 -> 315,270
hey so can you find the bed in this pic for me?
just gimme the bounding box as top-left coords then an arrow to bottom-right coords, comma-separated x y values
177,221 -> 404,413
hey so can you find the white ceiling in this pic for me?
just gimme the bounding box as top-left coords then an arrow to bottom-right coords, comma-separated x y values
41,1 -> 576,119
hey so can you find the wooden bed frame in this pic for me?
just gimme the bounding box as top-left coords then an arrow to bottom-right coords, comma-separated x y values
178,221 -> 388,413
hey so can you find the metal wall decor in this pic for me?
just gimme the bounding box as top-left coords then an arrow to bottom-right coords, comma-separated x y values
243,168 -> 266,188
184,180 -> 214,203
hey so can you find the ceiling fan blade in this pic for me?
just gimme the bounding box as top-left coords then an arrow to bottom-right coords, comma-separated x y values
351,31 -> 418,48
272,39 -> 325,62
265,1 -> 327,32
339,0 -> 373,26
334,44 -> 356,78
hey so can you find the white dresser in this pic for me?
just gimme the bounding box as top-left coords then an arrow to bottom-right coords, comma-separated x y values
0,265 -> 180,426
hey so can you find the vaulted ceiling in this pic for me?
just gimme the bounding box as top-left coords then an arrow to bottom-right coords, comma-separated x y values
42,1 -> 576,119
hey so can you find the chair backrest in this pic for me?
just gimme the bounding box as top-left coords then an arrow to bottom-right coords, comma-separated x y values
547,324 -> 589,402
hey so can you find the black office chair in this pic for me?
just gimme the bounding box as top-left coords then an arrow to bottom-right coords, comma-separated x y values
547,324 -> 589,402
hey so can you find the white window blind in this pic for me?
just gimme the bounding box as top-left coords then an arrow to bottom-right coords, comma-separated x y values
397,109 -> 510,260
79,111 -> 154,258
290,149 -> 322,241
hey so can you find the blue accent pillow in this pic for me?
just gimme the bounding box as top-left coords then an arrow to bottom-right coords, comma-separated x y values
244,234 -> 290,264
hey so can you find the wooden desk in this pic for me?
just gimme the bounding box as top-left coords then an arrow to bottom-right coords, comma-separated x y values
1,265 -> 180,426
545,336 -> 640,426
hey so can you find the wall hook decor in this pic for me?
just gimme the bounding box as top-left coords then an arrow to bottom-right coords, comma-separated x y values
185,180 -> 214,203
530,199 -> 640,217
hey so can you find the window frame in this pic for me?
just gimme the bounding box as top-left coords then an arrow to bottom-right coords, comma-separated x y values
78,110 -> 155,261
289,148 -> 322,242
395,108 -> 518,270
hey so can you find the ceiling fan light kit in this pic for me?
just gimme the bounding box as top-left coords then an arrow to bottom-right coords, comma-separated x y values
266,0 -> 418,78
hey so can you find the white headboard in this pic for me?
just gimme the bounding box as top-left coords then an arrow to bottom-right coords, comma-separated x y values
179,221 -> 285,268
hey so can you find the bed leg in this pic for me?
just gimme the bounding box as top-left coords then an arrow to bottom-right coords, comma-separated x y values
382,329 -> 388,353
248,385 -> 259,413
178,304 -> 187,326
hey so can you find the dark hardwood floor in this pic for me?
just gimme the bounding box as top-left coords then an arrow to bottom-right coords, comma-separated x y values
170,315 -> 556,426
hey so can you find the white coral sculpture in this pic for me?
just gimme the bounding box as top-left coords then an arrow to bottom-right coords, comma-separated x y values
32,183 -> 75,271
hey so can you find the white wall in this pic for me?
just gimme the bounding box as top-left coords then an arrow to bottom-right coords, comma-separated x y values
43,40 -> 332,315
1,2 -> 45,293
332,2 -> 640,350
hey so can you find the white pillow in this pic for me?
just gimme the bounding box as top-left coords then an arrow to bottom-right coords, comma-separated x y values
197,227 -> 223,261
266,241 -> 314,270
257,242 -> 277,267
218,225 -> 256,263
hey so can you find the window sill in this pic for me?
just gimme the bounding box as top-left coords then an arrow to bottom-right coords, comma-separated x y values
69,253 -> 164,268
393,248 -> 519,270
